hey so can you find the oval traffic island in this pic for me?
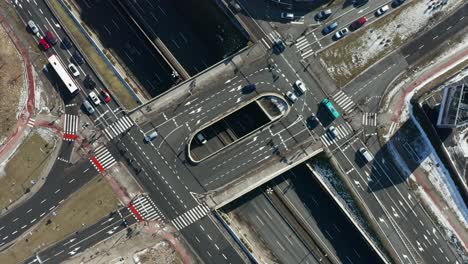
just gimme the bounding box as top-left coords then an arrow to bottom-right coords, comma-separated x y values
188,93 -> 289,163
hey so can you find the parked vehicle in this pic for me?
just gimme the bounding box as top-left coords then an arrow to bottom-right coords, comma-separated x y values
334,28 -> 350,40
322,22 -> 338,35
315,9 -> 332,21
376,5 -> 390,16
350,17 -> 368,30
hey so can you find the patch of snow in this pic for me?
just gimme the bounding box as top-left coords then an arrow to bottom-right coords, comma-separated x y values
15,58 -> 27,120
36,128 -> 57,143
322,0 -> 465,79
417,187 -> 468,261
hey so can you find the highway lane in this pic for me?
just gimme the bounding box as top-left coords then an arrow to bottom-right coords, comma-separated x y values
0,148 -> 98,250
227,186 -> 323,264
271,166 -> 385,264
24,206 -> 136,264
333,136 -> 462,263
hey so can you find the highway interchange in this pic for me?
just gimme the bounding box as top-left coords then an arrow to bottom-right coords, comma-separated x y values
0,0 -> 466,263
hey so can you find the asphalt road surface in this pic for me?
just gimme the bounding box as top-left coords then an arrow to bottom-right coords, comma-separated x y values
23,206 -> 136,264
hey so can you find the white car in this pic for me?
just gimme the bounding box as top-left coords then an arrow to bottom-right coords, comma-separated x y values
68,63 -> 80,77
88,91 -> 100,105
286,91 -> 298,103
281,12 -> 294,20
328,126 -> 339,138
334,28 -> 350,40
27,20 -> 39,35
294,80 -> 306,94
376,5 -> 389,16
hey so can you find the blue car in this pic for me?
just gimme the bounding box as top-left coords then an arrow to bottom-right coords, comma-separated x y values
322,22 -> 338,35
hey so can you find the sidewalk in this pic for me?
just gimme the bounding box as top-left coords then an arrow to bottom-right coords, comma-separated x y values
0,14 -> 35,163
379,47 -> 468,250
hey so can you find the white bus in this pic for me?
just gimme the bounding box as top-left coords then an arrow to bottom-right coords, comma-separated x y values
47,55 -> 79,96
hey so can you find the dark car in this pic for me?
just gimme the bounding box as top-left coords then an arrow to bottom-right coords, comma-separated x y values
45,31 -> 58,45
84,75 -> 96,89
350,17 -> 368,30
242,84 -> 256,94
62,36 -> 72,49
306,114 -> 319,129
273,39 -> 285,53
73,51 -> 84,65
322,22 -> 338,35
392,0 -> 406,7
353,0 -> 369,7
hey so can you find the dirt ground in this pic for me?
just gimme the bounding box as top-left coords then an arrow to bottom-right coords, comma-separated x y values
0,131 -> 57,211
65,224 -> 182,264
0,22 -> 24,143
0,176 -> 120,264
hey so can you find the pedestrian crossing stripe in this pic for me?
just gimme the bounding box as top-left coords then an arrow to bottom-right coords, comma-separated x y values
127,195 -> 164,222
333,91 -> 356,114
295,36 -> 314,59
63,114 -> 79,141
27,118 -> 35,128
320,124 -> 353,147
89,145 -> 116,172
171,203 -> 210,231
362,112 -> 377,126
103,116 -> 134,140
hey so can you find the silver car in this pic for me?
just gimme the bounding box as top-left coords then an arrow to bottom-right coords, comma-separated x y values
286,91 -> 298,103
27,20 -> 39,35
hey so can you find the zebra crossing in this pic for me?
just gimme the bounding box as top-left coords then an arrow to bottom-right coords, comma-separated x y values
27,118 -> 35,128
260,30 -> 281,50
103,116 -> 134,140
362,112 -> 377,126
320,123 -> 353,147
127,195 -> 163,222
332,90 -> 356,114
89,145 -> 116,172
295,35 -> 314,59
63,114 -> 79,141
171,203 -> 210,231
